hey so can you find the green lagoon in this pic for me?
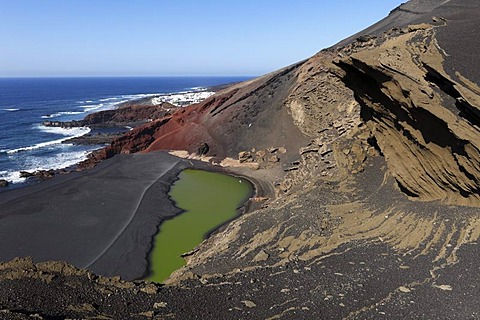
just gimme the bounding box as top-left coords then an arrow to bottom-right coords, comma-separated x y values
147,169 -> 253,283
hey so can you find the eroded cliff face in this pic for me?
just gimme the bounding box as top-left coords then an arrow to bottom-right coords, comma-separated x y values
336,24 -> 480,205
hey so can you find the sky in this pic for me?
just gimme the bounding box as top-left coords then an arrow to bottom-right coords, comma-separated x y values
0,0 -> 404,77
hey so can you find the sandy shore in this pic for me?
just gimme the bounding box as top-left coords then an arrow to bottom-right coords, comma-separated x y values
0,151 -> 192,280
0,150 -> 267,281
0,80 -> 259,281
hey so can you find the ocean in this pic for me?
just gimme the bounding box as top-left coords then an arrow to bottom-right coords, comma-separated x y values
0,76 -> 251,185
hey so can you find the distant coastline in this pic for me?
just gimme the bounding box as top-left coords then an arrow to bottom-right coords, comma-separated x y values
0,77 -> 250,189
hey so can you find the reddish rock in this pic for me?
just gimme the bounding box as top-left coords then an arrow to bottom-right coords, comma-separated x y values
83,102 -> 177,125
78,65 -> 309,168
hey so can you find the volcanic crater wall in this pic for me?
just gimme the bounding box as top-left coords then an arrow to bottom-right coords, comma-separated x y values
336,25 -> 480,205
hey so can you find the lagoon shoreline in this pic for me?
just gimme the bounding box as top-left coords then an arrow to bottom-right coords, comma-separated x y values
0,79 -> 266,281
0,152 -> 189,280
0,150 -> 266,281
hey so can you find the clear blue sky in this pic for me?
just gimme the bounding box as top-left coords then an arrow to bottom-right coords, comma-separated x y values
0,0 -> 404,77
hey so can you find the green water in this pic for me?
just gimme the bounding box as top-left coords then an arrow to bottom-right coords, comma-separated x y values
147,169 -> 252,283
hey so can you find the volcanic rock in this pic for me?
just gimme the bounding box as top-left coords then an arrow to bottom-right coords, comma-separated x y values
43,101 -> 178,129
197,142 -> 210,156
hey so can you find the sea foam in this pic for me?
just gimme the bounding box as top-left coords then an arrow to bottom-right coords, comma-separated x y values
0,149 -> 93,183
6,126 -> 91,154
41,111 -> 84,119
80,103 -> 104,112
0,171 -> 24,184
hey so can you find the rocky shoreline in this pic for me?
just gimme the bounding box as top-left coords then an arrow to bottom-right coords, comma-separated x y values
3,86 -> 231,187
41,101 -> 178,129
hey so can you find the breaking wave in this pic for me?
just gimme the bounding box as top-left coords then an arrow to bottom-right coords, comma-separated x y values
6,126 -> 91,154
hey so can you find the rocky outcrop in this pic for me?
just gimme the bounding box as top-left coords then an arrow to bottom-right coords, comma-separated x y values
336,24 -> 480,205
19,170 -> 56,180
83,101 -> 177,126
42,119 -> 85,128
63,132 -> 125,145
43,102 -> 177,128
78,117 -> 172,169
0,257 -> 164,319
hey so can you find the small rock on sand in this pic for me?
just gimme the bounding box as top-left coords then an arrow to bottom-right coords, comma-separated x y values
433,284 -> 452,291
241,300 -> 256,308
399,286 -> 411,293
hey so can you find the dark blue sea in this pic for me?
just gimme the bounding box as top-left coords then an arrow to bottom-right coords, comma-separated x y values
0,76 -> 251,184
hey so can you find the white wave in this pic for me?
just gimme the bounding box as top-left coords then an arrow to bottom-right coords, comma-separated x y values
80,104 -> 103,109
122,93 -> 151,98
41,111 -> 84,119
99,97 -> 119,102
76,100 -> 95,104
112,99 -> 129,105
6,126 -> 91,154
29,150 -> 91,171
121,93 -> 161,100
1,108 -> 20,112
190,86 -> 206,91
37,125 -> 90,136
0,171 -> 25,184
0,149 -> 93,184
80,103 -> 104,112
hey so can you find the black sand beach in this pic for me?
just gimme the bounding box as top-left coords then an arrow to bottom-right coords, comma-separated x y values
0,152 -> 191,280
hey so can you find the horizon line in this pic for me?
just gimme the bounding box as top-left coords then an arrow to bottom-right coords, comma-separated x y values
0,74 -> 258,79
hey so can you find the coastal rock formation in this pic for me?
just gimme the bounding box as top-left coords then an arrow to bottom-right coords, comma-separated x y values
19,170 -> 56,180
78,117 -> 172,169
63,132 -> 125,145
336,24 -> 480,205
1,0 -> 480,318
83,101 -> 177,126
43,101 -> 178,128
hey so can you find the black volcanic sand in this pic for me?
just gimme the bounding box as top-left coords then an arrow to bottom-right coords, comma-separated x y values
432,0 -> 480,84
0,152 -> 192,280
